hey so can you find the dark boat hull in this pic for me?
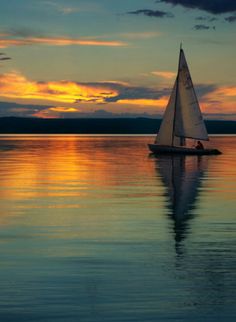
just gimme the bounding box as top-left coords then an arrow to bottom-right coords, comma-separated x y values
148,144 -> 221,155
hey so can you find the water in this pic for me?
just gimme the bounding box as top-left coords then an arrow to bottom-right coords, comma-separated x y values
0,135 -> 235,322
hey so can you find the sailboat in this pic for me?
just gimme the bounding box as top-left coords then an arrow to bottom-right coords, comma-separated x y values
148,46 -> 221,155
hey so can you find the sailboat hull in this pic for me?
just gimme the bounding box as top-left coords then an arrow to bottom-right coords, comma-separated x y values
148,144 -> 221,155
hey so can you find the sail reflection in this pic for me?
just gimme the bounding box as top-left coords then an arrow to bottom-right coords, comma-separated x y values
155,155 -> 208,252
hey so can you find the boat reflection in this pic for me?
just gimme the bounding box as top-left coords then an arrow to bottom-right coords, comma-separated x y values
154,155 -> 208,254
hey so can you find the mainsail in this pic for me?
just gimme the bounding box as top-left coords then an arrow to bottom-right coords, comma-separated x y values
156,48 -> 208,146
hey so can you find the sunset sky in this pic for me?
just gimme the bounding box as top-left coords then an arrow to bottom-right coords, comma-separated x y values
0,0 -> 235,119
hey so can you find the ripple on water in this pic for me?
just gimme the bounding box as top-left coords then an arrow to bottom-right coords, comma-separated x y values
0,135 -> 235,322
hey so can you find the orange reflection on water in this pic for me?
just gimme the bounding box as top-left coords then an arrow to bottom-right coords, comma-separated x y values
203,136 -> 236,202
0,135 -> 157,226
0,135 -> 235,229
0,136 -> 168,244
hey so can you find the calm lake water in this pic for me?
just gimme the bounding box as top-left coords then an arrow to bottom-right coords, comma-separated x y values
0,135 -> 235,322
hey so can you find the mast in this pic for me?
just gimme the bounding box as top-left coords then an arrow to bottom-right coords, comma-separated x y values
171,44 -> 182,147
179,43 -> 185,147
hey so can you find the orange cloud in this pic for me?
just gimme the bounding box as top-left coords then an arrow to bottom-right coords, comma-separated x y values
33,106 -> 81,118
0,72 -> 169,109
1,71 -> 234,118
50,106 -> 79,112
0,36 -> 127,48
201,85 -> 236,114
0,72 -> 118,103
117,98 -> 168,107
214,86 -> 236,97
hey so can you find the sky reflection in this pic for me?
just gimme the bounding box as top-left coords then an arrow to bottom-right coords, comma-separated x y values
0,135 -> 235,321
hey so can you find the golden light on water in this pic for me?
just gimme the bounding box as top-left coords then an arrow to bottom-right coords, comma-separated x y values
0,136 -> 155,203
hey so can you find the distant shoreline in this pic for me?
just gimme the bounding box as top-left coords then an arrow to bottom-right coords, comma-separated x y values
0,117 -> 235,134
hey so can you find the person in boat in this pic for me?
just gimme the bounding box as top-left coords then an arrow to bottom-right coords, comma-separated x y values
195,141 -> 204,150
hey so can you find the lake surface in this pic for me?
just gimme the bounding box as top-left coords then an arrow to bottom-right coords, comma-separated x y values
0,135 -> 235,322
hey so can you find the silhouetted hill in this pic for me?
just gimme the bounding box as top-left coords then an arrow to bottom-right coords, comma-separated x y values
0,117 -> 235,134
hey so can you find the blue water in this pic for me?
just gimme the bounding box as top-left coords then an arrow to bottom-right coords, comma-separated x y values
0,135 -> 235,321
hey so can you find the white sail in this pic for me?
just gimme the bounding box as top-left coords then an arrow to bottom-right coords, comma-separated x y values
155,80 -> 181,146
156,47 -> 208,146
174,49 -> 208,141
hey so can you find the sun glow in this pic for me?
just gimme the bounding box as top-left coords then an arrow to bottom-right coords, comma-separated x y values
0,72 -> 118,103
117,98 -> 168,107
0,71 -> 235,118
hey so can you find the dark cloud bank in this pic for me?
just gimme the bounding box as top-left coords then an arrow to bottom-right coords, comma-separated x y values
158,0 -> 236,14
127,9 -> 174,18
225,14 -> 236,22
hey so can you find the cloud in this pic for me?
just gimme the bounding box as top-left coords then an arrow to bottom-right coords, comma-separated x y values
0,101 -> 51,117
195,84 -> 217,97
0,71 -> 169,107
0,52 -> 11,61
0,71 -> 218,105
0,71 -> 234,119
159,0 -> 236,14
193,24 -> 215,30
127,9 -> 174,18
151,71 -> 176,79
0,72 -> 118,103
213,86 -> 236,97
195,16 -> 217,22
0,57 -> 11,61
1,101 -> 235,120
200,85 -> 236,114
102,83 -> 169,103
203,113 -> 236,120
0,32 -> 127,49
225,15 -> 236,22
42,1 -> 80,15
58,7 -> 80,15
117,98 -> 168,107
33,108 -> 163,119
119,31 -> 161,39
5,27 -> 45,38
49,106 -> 79,113
0,57 -> 11,60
